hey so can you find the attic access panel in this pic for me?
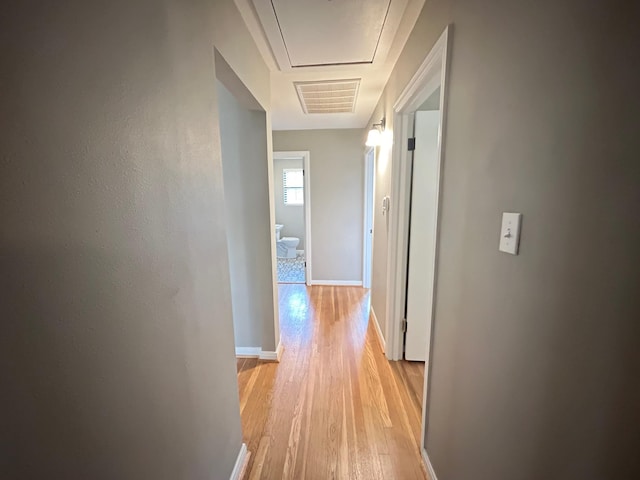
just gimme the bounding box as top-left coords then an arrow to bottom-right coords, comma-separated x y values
271,0 -> 391,67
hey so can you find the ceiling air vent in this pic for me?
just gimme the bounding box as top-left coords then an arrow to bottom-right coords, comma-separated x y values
294,79 -> 360,114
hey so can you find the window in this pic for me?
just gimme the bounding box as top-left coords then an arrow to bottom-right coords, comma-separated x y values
283,168 -> 304,206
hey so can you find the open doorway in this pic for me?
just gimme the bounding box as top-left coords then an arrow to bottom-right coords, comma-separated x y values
404,89 -> 441,362
384,26 -> 450,474
272,151 -> 311,285
393,89 -> 443,441
362,147 -> 375,289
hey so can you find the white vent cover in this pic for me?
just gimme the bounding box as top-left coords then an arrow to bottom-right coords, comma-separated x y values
294,79 -> 360,114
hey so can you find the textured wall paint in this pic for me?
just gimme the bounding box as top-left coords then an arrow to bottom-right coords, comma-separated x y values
273,129 -> 364,282
274,158 -> 306,249
366,0 -> 640,478
0,0 -> 270,478
217,81 -> 275,350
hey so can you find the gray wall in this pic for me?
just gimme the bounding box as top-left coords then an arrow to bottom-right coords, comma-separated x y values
273,129 -> 364,283
217,81 -> 275,350
419,86 -> 441,111
274,158 -> 306,250
0,0 -> 272,478
368,0 -> 640,478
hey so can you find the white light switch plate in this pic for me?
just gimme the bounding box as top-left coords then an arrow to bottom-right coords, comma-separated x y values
499,212 -> 522,255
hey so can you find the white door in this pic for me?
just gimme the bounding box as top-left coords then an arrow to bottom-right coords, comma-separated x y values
404,110 -> 440,361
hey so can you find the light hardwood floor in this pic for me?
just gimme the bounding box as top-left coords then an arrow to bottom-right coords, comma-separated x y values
391,360 -> 426,423
236,284 -> 427,480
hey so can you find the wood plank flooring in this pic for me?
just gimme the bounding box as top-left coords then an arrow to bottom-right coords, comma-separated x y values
236,284 -> 427,480
391,360 -> 426,433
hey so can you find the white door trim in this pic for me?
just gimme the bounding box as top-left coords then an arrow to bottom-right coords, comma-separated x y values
385,111 -> 413,360
383,25 -> 451,457
273,151 -> 312,286
362,147 -> 376,288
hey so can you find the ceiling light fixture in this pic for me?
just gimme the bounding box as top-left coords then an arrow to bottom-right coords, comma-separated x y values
366,118 -> 385,147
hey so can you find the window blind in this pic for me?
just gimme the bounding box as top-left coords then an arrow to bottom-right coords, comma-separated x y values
283,169 -> 304,205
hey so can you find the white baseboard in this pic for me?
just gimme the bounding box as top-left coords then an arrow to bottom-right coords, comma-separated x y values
235,347 -> 261,358
370,306 -> 386,352
259,337 -> 283,362
230,443 -> 249,480
311,280 -> 363,286
422,449 -> 437,480
236,339 -> 283,362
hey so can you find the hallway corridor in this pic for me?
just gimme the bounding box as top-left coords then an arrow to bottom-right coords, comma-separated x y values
236,285 -> 426,479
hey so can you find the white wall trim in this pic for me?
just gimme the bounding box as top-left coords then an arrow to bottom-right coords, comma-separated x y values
421,449 -> 438,480
311,280 -> 363,286
260,336 -> 284,362
235,347 -> 262,358
393,27 -> 449,112
230,443 -> 249,480
370,306 -> 386,352
273,151 -> 312,286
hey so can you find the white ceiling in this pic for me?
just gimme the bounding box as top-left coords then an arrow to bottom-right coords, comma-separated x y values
235,0 -> 425,130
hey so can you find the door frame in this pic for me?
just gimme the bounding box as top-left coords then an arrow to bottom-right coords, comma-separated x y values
273,150 -> 312,286
383,24 -> 450,459
362,147 -> 376,288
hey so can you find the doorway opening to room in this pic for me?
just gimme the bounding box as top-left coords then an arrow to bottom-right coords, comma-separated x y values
362,147 -> 375,289
383,26 -> 450,471
404,89 -> 441,363
272,151 -> 311,285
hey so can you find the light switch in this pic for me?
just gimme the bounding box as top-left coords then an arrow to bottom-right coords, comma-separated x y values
499,212 -> 522,255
